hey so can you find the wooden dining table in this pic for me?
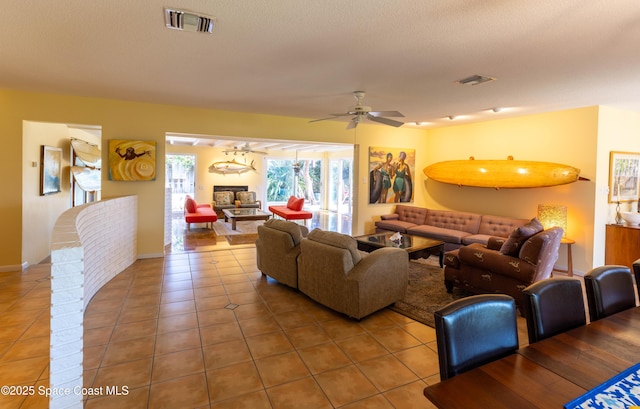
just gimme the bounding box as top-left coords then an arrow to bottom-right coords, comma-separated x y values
423,306 -> 640,408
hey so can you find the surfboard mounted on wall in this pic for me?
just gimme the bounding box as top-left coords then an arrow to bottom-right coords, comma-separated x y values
423,156 -> 583,189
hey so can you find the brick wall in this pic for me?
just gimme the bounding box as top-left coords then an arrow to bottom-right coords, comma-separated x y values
49,196 -> 138,408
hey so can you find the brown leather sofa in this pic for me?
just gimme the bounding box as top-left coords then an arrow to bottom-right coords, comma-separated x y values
443,226 -> 564,313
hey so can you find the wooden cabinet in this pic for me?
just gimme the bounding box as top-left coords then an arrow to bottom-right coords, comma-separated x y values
605,224 -> 640,269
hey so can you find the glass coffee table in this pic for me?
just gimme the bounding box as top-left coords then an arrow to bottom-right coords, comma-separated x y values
222,208 -> 272,230
354,232 -> 444,267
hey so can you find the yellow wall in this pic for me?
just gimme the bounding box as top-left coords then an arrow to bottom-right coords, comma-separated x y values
595,106 -> 640,263
0,89 -> 425,267
21,122 -> 102,266
5,89 -> 639,274
425,107 -> 599,273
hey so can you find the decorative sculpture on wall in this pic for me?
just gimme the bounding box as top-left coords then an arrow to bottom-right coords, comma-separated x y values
208,159 -> 256,174
423,156 -> 582,189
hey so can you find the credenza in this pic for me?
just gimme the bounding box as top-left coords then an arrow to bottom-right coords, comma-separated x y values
605,223 -> 640,269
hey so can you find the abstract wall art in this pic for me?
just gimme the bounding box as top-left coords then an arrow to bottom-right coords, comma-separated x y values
41,145 -> 62,195
109,140 -> 156,181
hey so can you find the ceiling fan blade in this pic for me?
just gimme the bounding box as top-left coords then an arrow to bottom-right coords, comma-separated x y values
367,114 -> 404,127
346,118 -> 358,130
369,110 -> 405,118
309,113 -> 351,123
309,117 -> 335,123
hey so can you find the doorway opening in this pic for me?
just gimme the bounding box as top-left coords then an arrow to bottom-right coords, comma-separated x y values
166,154 -> 196,213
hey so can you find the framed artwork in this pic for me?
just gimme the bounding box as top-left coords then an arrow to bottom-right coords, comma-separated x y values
41,145 -> 62,195
609,151 -> 640,202
108,140 -> 156,181
368,147 -> 415,204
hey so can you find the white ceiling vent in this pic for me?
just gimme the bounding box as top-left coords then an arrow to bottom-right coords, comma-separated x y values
456,74 -> 496,86
164,8 -> 214,33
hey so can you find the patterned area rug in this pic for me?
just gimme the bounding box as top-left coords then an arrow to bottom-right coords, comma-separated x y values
389,258 -> 471,328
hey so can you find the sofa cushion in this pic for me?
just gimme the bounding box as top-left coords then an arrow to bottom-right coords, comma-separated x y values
461,234 -> 496,246
459,243 -> 537,283
425,209 -> 482,235
394,205 -> 428,224
214,191 -> 234,206
307,229 -> 362,265
499,218 -> 544,256
478,215 -> 528,237
184,196 -> 197,213
263,218 -> 306,245
407,225 -> 470,245
375,220 -> 417,233
286,196 -> 304,211
519,227 -> 562,266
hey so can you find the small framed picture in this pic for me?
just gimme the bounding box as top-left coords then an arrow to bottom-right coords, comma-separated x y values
41,145 -> 62,195
609,151 -> 640,202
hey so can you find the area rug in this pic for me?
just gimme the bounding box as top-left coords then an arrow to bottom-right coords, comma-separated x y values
211,219 -> 264,236
389,258 -> 471,328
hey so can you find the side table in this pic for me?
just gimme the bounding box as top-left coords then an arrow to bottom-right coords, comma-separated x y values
553,237 -> 575,277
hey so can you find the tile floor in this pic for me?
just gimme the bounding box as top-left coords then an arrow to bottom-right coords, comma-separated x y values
0,212 -> 534,408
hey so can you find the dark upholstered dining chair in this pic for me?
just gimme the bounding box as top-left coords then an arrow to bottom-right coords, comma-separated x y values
434,294 -> 519,381
584,265 -> 636,322
522,277 -> 586,344
633,259 -> 640,300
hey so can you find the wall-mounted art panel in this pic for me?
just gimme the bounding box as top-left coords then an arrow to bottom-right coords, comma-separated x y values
369,147 -> 415,204
109,140 -> 156,181
41,145 -> 62,195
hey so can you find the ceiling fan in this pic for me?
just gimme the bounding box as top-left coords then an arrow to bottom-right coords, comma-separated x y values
310,91 -> 405,129
222,142 -> 267,156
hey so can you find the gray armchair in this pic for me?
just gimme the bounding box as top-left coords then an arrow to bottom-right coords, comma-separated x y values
256,219 -> 308,288
298,229 -> 408,319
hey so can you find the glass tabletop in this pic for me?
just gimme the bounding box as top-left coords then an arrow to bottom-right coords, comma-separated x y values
222,208 -> 271,217
354,232 -> 443,251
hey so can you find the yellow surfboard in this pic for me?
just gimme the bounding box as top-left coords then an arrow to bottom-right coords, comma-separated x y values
423,157 -> 581,189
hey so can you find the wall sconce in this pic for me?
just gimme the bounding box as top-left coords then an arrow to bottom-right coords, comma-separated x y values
537,204 -> 567,237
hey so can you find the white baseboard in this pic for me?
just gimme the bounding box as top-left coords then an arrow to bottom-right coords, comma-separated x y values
0,262 -> 29,272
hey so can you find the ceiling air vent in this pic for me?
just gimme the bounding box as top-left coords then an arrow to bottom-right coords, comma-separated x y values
456,74 -> 496,86
164,8 -> 214,33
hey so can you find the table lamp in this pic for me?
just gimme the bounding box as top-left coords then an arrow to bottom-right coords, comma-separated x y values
537,204 -> 567,237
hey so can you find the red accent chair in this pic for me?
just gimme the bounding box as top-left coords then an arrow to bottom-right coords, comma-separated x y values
184,195 -> 217,229
268,196 -> 313,224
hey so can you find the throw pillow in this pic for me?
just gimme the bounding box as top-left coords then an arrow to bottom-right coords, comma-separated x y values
499,217 -> 544,257
287,196 -> 304,211
236,191 -> 255,204
214,191 -> 233,206
184,197 -> 196,214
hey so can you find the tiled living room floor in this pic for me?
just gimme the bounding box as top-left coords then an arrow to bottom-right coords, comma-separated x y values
0,213 -> 532,408
1,246 -> 446,408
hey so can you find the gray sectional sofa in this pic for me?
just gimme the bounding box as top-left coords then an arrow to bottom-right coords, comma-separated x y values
375,204 -> 528,251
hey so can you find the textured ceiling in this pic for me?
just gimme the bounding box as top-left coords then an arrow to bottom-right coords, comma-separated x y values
2,1 -> 639,134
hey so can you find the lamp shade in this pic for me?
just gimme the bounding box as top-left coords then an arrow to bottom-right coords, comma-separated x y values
537,204 -> 567,237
